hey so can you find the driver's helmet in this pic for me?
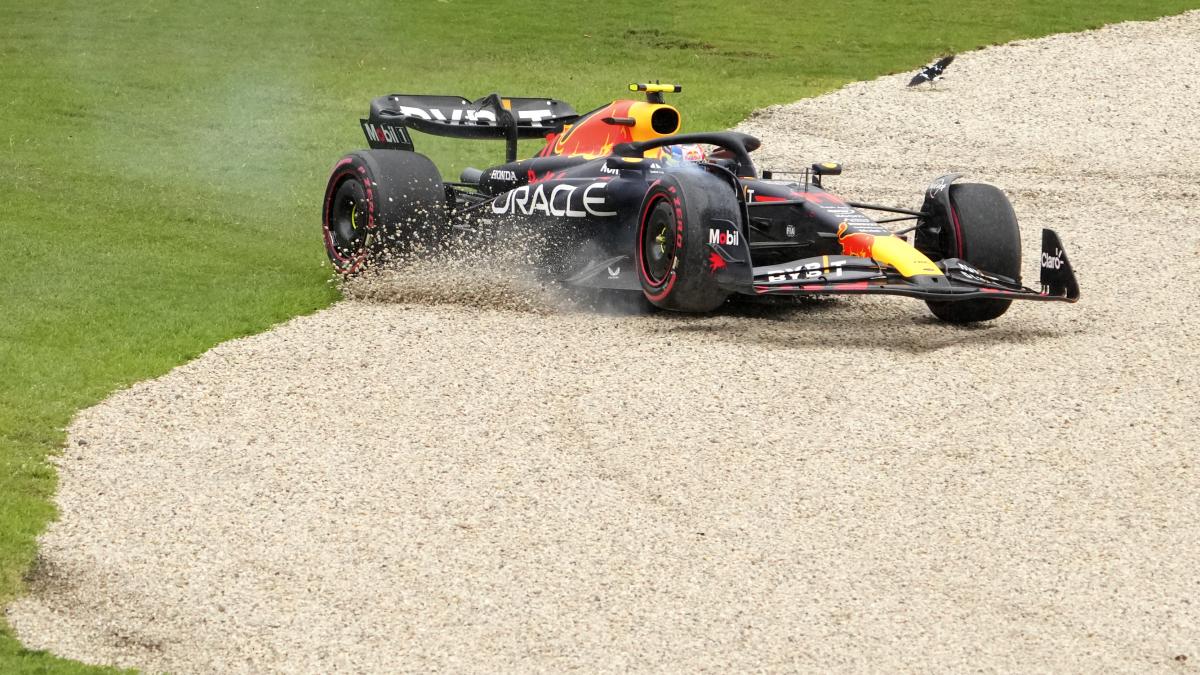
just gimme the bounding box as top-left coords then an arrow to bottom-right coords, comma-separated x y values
663,143 -> 708,164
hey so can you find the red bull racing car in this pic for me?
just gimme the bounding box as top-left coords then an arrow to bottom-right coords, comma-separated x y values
322,83 -> 1080,322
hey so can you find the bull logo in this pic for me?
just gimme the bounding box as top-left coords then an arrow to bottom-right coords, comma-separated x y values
837,222 -> 875,259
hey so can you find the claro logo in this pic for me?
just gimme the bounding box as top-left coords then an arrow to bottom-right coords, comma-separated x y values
491,182 -> 616,218
1041,248 -> 1065,269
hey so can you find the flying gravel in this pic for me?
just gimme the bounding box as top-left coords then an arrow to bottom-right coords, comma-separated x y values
908,55 -> 954,86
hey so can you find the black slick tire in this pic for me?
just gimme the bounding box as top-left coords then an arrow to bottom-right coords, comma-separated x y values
635,170 -> 736,312
321,150 -> 445,274
919,183 -> 1021,323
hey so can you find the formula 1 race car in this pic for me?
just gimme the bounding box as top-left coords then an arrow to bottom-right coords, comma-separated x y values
322,83 -> 1079,322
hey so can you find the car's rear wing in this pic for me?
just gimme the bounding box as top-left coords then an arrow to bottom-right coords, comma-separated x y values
361,93 -> 578,161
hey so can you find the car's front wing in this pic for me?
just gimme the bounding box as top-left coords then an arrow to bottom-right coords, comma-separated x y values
733,230 -> 1081,304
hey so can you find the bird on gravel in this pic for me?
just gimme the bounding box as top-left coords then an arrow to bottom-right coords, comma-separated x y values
908,55 -> 955,87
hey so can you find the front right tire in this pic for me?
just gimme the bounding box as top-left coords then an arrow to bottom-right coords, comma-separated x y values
916,182 -> 1022,323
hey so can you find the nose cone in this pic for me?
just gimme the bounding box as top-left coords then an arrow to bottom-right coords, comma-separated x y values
867,235 -> 944,278
837,222 -> 943,278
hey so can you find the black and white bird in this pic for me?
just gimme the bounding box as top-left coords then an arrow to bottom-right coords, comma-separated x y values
907,55 -> 954,87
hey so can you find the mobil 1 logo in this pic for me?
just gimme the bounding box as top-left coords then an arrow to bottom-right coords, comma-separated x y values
360,119 -> 414,150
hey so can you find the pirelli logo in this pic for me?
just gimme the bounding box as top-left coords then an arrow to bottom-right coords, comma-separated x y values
360,119 -> 414,150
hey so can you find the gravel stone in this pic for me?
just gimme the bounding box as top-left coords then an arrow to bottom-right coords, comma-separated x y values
8,11 -> 1200,673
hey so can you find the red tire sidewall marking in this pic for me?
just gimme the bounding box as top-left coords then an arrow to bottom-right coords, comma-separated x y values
948,202 -> 965,259
637,184 -> 684,302
322,159 -> 377,273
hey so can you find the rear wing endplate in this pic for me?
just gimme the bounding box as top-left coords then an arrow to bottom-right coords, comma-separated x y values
360,93 -> 577,161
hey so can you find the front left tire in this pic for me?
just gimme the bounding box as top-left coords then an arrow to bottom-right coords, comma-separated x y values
635,170 -> 738,312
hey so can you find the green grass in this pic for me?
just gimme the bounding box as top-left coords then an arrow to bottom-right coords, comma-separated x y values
2,0 -> 1196,670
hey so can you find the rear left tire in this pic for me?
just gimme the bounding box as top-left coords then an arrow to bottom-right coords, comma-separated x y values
322,150 -> 445,274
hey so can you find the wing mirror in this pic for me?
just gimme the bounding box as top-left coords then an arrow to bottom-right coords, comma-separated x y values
810,162 -> 842,187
